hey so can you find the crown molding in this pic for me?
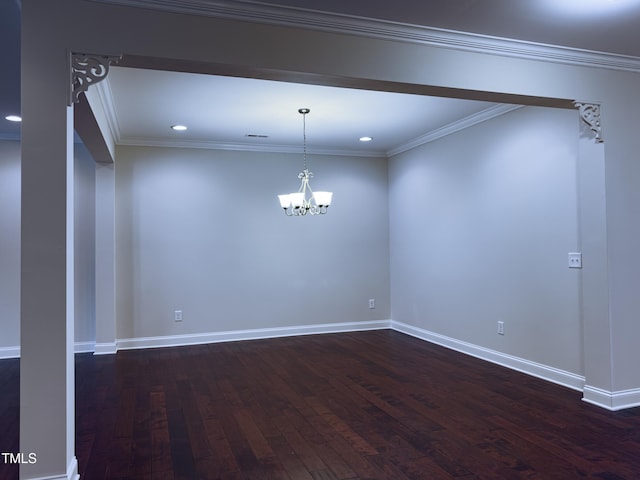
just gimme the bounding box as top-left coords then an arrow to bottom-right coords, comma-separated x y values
93,77 -> 122,144
387,104 -> 524,157
116,136 -> 388,157
87,0 -> 640,72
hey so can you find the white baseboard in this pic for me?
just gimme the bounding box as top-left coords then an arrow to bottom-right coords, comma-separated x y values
68,456 -> 80,480
390,320 -> 586,392
583,385 -> 640,411
116,320 -> 392,351
0,345 -> 20,360
23,456 -> 79,480
94,342 -> 118,355
9,319 -> 640,412
1,342 -> 97,359
74,341 -> 96,354
1,320 -> 390,358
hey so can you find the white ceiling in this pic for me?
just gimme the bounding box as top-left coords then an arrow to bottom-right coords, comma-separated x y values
105,67 -> 503,156
3,0 -> 640,148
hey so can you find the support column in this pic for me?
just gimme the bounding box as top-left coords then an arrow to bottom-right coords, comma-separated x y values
20,46 -> 78,480
574,102 -> 614,408
94,163 -> 117,354
21,2 -> 121,474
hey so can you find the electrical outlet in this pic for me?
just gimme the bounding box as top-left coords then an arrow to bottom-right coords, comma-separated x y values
497,321 -> 504,335
568,252 -> 582,269
174,310 -> 183,322
368,299 -> 375,309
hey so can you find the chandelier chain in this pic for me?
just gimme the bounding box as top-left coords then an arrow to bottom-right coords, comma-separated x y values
302,109 -> 308,171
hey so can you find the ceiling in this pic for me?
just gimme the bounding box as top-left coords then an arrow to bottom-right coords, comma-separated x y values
105,67 -> 501,156
3,0 -> 640,153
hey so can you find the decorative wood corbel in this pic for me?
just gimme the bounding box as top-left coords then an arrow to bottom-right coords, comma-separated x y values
69,52 -> 122,106
574,101 -> 604,144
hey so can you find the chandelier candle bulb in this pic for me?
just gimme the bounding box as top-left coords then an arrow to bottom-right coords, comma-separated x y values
278,108 -> 333,216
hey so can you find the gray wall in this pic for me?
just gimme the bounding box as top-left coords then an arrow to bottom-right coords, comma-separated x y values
0,105 -> 588,380
115,146 -> 390,340
74,143 -> 96,346
0,139 -> 96,353
0,140 -> 20,350
389,106 -> 583,375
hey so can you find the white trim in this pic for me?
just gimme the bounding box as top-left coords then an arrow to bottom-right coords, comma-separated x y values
94,79 -> 121,144
68,456 -> 80,480
74,341 -> 96,354
6,322 -> 640,412
391,321 -> 585,392
583,385 -> 640,411
25,456 -> 79,480
0,342 -> 98,359
87,0 -> 640,72
115,136 -> 387,158
0,345 -> 20,359
1,321 -> 390,358
387,104 -> 524,156
116,320 -> 391,351
94,342 -> 118,355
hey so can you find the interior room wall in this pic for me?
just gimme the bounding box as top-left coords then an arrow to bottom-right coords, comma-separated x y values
0,140 -> 20,352
0,140 -> 96,355
115,146 -> 390,341
389,106 -> 582,376
74,142 -> 96,347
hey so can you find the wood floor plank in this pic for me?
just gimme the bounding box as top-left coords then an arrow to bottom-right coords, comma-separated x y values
233,408 -> 276,460
268,433 -> 314,480
130,388 -> 152,478
150,389 -> 174,477
274,412 -> 330,473
200,415 -> 241,476
175,379 -> 213,461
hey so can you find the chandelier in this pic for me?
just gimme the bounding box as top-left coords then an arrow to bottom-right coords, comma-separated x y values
278,108 -> 333,216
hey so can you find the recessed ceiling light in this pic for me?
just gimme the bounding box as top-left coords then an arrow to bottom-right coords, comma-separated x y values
538,0 -> 640,15
171,124 -> 187,131
359,136 -> 373,142
5,115 -> 21,122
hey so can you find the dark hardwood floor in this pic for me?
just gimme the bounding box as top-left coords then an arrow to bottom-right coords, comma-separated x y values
2,330 -> 640,479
